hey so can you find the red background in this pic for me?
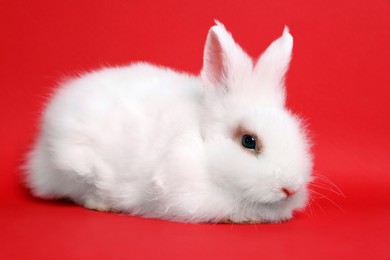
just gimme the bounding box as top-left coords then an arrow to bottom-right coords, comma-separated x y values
1,0 -> 389,259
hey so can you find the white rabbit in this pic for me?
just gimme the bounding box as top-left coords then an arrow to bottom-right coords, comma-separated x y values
25,21 -> 312,223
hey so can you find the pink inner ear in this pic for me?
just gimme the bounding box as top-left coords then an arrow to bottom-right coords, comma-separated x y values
205,31 -> 225,84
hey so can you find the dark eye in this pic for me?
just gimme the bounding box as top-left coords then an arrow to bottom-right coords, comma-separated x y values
241,135 -> 257,150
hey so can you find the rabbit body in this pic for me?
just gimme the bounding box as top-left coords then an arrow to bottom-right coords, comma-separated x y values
26,22 -> 312,223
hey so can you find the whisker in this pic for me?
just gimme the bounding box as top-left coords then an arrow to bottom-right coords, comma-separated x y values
312,174 -> 346,197
310,183 -> 346,198
308,193 -> 325,213
303,195 -> 316,217
308,191 -> 325,215
314,178 -> 345,196
309,189 -> 345,213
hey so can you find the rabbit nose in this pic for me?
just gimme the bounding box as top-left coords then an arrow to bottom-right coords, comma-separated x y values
281,187 -> 297,197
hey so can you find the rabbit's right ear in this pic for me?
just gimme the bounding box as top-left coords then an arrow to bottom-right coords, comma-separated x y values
201,21 -> 252,90
253,27 -> 293,106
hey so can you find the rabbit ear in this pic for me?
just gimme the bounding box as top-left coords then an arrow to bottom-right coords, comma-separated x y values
201,21 -> 252,89
254,27 -> 293,106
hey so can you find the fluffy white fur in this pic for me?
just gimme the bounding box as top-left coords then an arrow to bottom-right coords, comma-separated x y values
25,22 -> 312,223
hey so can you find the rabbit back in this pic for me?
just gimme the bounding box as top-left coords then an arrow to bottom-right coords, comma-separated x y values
25,62 -> 205,212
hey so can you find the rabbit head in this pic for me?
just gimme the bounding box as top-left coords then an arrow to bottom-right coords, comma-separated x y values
200,22 -> 312,222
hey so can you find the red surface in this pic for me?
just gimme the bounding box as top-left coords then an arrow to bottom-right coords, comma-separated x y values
1,0 -> 389,259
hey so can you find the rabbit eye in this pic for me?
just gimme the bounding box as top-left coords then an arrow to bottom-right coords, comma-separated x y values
241,135 -> 257,150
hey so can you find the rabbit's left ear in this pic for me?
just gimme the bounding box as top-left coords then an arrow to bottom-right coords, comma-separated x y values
201,21 -> 252,89
254,27 -> 293,106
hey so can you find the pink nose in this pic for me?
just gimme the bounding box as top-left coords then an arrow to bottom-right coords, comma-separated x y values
282,188 -> 297,197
